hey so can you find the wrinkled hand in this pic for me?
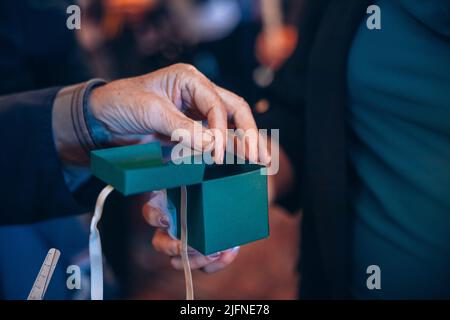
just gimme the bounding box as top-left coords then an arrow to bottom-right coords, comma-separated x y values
143,191 -> 240,273
90,63 -> 271,272
89,63 -> 270,164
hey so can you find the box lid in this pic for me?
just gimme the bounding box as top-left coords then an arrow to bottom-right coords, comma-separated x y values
91,142 -> 206,195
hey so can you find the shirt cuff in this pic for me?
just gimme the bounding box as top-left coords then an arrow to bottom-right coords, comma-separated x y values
52,79 -> 108,191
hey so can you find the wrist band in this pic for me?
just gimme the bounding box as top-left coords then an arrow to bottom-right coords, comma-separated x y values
82,79 -> 111,149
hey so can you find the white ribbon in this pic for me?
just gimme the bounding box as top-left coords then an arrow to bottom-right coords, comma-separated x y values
89,184 -> 194,300
180,185 -> 194,300
89,185 -> 114,300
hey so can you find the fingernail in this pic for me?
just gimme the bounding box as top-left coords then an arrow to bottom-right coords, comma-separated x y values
262,153 -> 271,166
215,149 -> 224,164
159,216 -> 169,228
232,246 -> 240,253
202,130 -> 214,151
188,248 -> 198,255
208,252 -> 221,260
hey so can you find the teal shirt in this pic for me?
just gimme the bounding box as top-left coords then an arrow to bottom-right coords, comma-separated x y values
348,0 -> 450,299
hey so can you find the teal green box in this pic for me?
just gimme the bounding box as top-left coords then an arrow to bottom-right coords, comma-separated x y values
91,142 -> 206,195
91,142 -> 269,255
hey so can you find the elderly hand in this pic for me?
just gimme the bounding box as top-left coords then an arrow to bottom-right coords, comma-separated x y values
143,190 -> 240,273
89,63 -> 269,272
89,63 -> 269,164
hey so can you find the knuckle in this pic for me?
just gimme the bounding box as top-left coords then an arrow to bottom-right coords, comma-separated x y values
234,96 -> 251,112
151,237 -> 160,251
236,95 -> 249,107
175,63 -> 198,74
162,112 -> 179,131
240,102 -> 252,114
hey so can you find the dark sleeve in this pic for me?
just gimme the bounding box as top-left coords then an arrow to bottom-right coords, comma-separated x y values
0,88 -> 85,225
254,0 -> 330,212
0,1 -> 34,94
0,0 -> 91,95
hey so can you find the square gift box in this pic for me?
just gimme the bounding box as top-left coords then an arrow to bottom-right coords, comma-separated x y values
91,142 -> 269,255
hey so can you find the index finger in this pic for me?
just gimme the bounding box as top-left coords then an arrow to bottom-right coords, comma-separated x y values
215,86 -> 271,165
183,67 -> 227,163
